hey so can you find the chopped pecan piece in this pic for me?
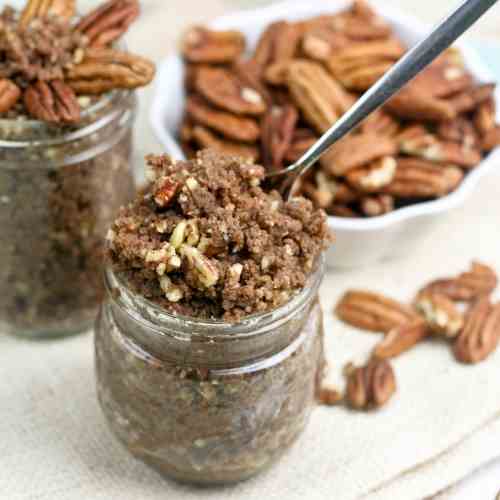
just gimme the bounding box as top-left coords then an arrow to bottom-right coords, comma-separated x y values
360,194 -> 394,217
320,132 -> 397,176
373,321 -> 430,359
76,0 -> 139,47
261,104 -> 298,171
191,125 -> 259,161
447,83 -> 496,113
24,80 -> 80,124
0,78 -> 21,113
287,60 -> 354,133
186,95 -> 260,143
384,158 -> 463,198
346,156 -> 397,192
20,0 -> 75,27
481,126 -> 500,152
454,299 -> 500,364
345,359 -> 397,410
420,261 -> 498,302
336,290 -> 418,333
400,133 -> 481,169
180,244 -> 219,289
415,291 -> 464,338
194,67 -> 266,116
153,178 -> 181,208
385,87 -> 456,122
180,26 -> 245,64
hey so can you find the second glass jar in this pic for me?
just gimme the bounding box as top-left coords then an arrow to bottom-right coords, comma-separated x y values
0,91 -> 137,338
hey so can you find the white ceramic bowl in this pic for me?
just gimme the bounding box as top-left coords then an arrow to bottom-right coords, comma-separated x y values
150,0 -> 500,268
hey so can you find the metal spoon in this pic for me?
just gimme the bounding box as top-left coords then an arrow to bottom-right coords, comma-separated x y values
272,0 -> 499,199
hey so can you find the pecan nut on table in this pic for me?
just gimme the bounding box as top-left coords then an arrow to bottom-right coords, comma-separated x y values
176,0 -> 500,218
324,262 -> 500,412
0,0 -> 155,124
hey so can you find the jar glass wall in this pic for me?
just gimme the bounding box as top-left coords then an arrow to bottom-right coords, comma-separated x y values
0,91 -> 137,338
95,258 -> 325,485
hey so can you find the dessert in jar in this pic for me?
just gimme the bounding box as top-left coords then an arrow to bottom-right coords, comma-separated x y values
95,150 -> 332,484
0,0 -> 155,338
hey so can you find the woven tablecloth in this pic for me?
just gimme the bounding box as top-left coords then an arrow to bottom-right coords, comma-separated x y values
2,1 -> 500,499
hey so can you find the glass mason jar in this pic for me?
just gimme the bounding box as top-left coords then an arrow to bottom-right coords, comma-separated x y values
95,257 -> 326,485
0,91 -> 137,338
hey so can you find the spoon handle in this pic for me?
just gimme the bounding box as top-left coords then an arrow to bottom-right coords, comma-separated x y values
283,0 -> 498,197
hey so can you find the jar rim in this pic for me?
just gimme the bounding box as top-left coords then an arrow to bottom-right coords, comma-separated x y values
0,89 -> 132,148
104,253 -> 325,341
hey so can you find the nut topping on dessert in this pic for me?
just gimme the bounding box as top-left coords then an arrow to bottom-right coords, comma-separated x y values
108,150 -> 331,321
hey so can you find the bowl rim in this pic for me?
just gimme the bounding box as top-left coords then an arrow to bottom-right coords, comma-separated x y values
150,0 -> 500,232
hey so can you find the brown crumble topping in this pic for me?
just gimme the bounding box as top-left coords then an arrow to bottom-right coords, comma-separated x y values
108,149 -> 331,321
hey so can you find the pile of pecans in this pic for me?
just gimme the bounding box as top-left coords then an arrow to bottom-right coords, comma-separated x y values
0,0 -> 155,124
178,0 -> 500,218
325,261 -> 500,411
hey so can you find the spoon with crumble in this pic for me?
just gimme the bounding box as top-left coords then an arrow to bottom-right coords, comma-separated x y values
270,0 -> 499,199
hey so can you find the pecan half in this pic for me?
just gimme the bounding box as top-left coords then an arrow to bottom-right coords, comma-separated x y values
287,60 -> 354,133
345,359 -> 397,411
336,290 -> 418,333
437,117 -> 479,150
346,156 -> 397,192
330,13 -> 392,41
384,158 -> 463,198
0,79 -> 21,113
194,67 -> 266,116
186,95 -> 260,143
373,321 -> 430,359
481,126 -> 500,152
410,62 -> 473,98
284,128 -> 318,163
20,0 -> 75,27
318,385 -> 344,406
180,26 -> 245,64
76,0 -> 139,48
261,104 -> 298,171
320,132 -> 397,176
415,291 -> 464,338
338,61 -> 394,91
191,125 -> 259,161
385,87 -> 456,122
328,205 -> 358,218
66,48 -> 155,94
448,83 -> 496,114
302,27 -> 349,61
24,80 -> 80,123
420,261 -> 498,302
360,110 -> 400,137
454,299 -> 500,364
400,133 -> 481,169
252,21 -> 303,70
360,194 -> 394,217
473,97 -> 496,136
